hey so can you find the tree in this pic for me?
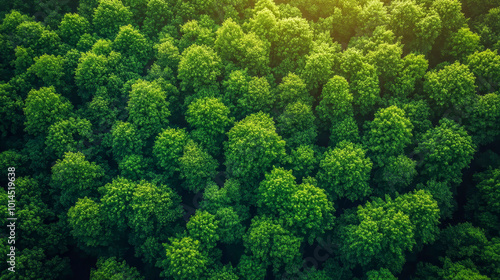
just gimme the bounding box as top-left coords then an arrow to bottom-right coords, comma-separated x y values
339,49 -> 380,115
160,237 -> 209,280
23,86 -> 73,136
257,167 -> 298,215
142,0 -> 172,39
112,25 -> 150,68
243,216 -> 302,272
99,177 -> 137,232
128,181 -> 183,241
386,53 -> 429,99
394,190 -> 440,248
466,49 -> 500,94
366,268 -> 397,280
75,52 -> 109,100
68,197 -> 114,249
214,207 -> 245,244
45,117 -> 92,158
416,180 -> 455,219
285,145 -> 318,179
474,169 -> 500,216
365,42 -> 404,89
424,62 -> 477,110
286,182 -> 335,243
187,210 -> 220,249
127,181 -> 183,264
300,41 -> 339,92
28,54 -> 65,88
415,118 -> 475,185
178,19 -> 216,52
224,112 -> 286,183
431,0 -> 466,37
316,76 -> 353,126
111,121 -> 143,162
375,155 -> 417,195
92,0 -> 133,39
58,13 -> 90,46
51,152 -> 104,209
388,0 -> 441,54
0,83 -> 24,137
127,79 -> 170,138
15,21 -> 61,56
90,257 -> 144,280
465,93 -> 500,146
236,76 -> 275,116
179,140 -> 218,192
272,17 -> 313,74
442,27 -> 482,61
317,141 -> 373,201
177,44 -> 221,93
340,194 -> 416,273
276,73 -> 311,110
153,128 -> 189,178
364,105 -> 413,166
208,265 -> 239,280
277,102 -> 317,148
186,97 -> 233,155
237,254 -> 267,280
330,116 -> 360,146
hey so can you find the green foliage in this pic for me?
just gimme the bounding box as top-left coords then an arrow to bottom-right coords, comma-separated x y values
179,140 -> 218,192
187,210 -> 220,249
45,117 -> 92,158
126,79 -> 170,138
178,44 -> 221,92
90,257 -> 144,280
142,0 -> 172,39
153,127 -> 189,177
225,112 -> 286,182
244,216 -> 302,271
75,52 -> 109,99
341,190 -> 439,273
112,25 -> 150,67
318,141 -> 373,201
161,237 -> 209,280
466,49 -> 500,94
237,254 -> 267,280
424,62 -> 477,109
3,2 -> 500,279
474,169 -> 500,215
58,13 -> 90,46
276,72 -> 311,110
330,116 -> 360,146
93,0 -> 133,39
364,105 -> 413,166
51,152 -> 104,209
416,118 -> 475,185
443,27 -> 482,61
28,54 -> 65,87
465,93 -> 500,146
277,102 -> 317,148
285,145 -> 318,179
0,83 -> 24,136
214,207 -> 245,244
366,268 -> 397,280
111,121 -> 143,161
186,97 -> 233,155
23,86 -> 73,136
316,75 -> 353,125
68,197 -> 113,248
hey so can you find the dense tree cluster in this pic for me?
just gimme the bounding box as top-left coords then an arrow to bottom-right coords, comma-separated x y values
1,0 -> 500,279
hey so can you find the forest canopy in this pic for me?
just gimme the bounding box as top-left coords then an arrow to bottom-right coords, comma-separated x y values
1,0 -> 500,279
